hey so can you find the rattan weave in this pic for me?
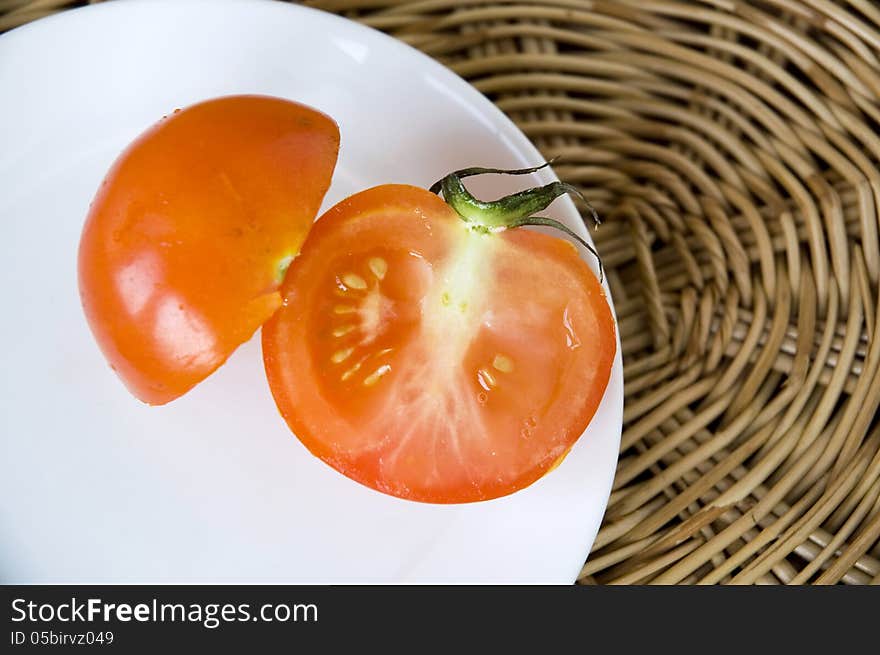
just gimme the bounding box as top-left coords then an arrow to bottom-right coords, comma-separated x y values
5,0 -> 880,585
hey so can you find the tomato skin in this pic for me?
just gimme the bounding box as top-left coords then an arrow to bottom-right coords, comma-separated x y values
78,95 -> 339,405
263,184 -> 616,503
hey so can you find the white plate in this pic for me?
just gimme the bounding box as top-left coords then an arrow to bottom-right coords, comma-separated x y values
0,0 -> 623,583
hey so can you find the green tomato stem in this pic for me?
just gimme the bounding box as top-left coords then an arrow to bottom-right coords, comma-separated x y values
429,161 -> 604,281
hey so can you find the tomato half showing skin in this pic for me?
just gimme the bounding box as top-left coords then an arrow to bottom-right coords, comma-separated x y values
78,95 -> 340,405
262,183 -> 617,503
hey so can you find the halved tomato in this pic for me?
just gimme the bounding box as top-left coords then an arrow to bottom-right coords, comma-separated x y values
262,172 -> 616,503
78,95 -> 339,405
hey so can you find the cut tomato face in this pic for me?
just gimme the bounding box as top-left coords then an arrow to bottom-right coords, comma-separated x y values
262,182 -> 616,503
78,95 -> 339,405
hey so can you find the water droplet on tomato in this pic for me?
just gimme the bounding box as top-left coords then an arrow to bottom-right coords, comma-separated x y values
562,306 -> 581,350
477,391 -> 488,404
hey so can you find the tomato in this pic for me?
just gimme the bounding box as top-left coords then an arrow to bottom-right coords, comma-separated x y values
262,168 -> 616,503
78,95 -> 339,405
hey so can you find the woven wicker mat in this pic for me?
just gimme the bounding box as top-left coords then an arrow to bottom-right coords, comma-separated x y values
5,0 -> 880,585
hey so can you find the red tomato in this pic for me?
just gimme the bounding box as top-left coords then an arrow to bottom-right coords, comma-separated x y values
262,180 -> 616,503
78,95 -> 339,405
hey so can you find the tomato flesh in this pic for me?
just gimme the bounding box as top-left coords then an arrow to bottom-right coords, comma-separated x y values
262,185 -> 616,503
78,95 -> 339,404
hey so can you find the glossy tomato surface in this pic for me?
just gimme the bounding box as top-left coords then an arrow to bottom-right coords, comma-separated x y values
78,95 -> 339,405
262,185 -> 616,503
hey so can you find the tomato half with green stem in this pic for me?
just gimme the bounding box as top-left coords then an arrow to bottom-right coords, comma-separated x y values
78,95 -> 339,405
262,163 -> 616,503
